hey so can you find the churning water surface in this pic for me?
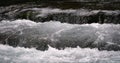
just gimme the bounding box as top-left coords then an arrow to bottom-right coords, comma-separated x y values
0,20 -> 120,63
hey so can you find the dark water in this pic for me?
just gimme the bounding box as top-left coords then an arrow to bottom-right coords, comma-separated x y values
0,4 -> 120,24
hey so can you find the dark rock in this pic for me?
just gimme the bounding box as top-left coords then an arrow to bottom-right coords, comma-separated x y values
103,44 -> 120,51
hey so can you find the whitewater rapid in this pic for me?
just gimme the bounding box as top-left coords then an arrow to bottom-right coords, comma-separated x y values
0,44 -> 120,63
0,19 -> 120,51
0,19 -> 120,63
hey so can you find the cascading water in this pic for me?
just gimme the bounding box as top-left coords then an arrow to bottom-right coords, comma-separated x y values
0,0 -> 120,63
0,6 -> 120,24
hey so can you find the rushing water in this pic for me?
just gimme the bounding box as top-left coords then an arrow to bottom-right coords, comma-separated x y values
0,44 -> 120,63
0,19 -> 120,51
0,1 -> 120,63
0,6 -> 120,24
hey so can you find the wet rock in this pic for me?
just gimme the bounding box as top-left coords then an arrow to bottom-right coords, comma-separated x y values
103,44 -> 120,51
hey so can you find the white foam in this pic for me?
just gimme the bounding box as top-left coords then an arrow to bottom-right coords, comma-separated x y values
1,20 -> 120,46
0,44 -> 120,63
0,20 -> 120,62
